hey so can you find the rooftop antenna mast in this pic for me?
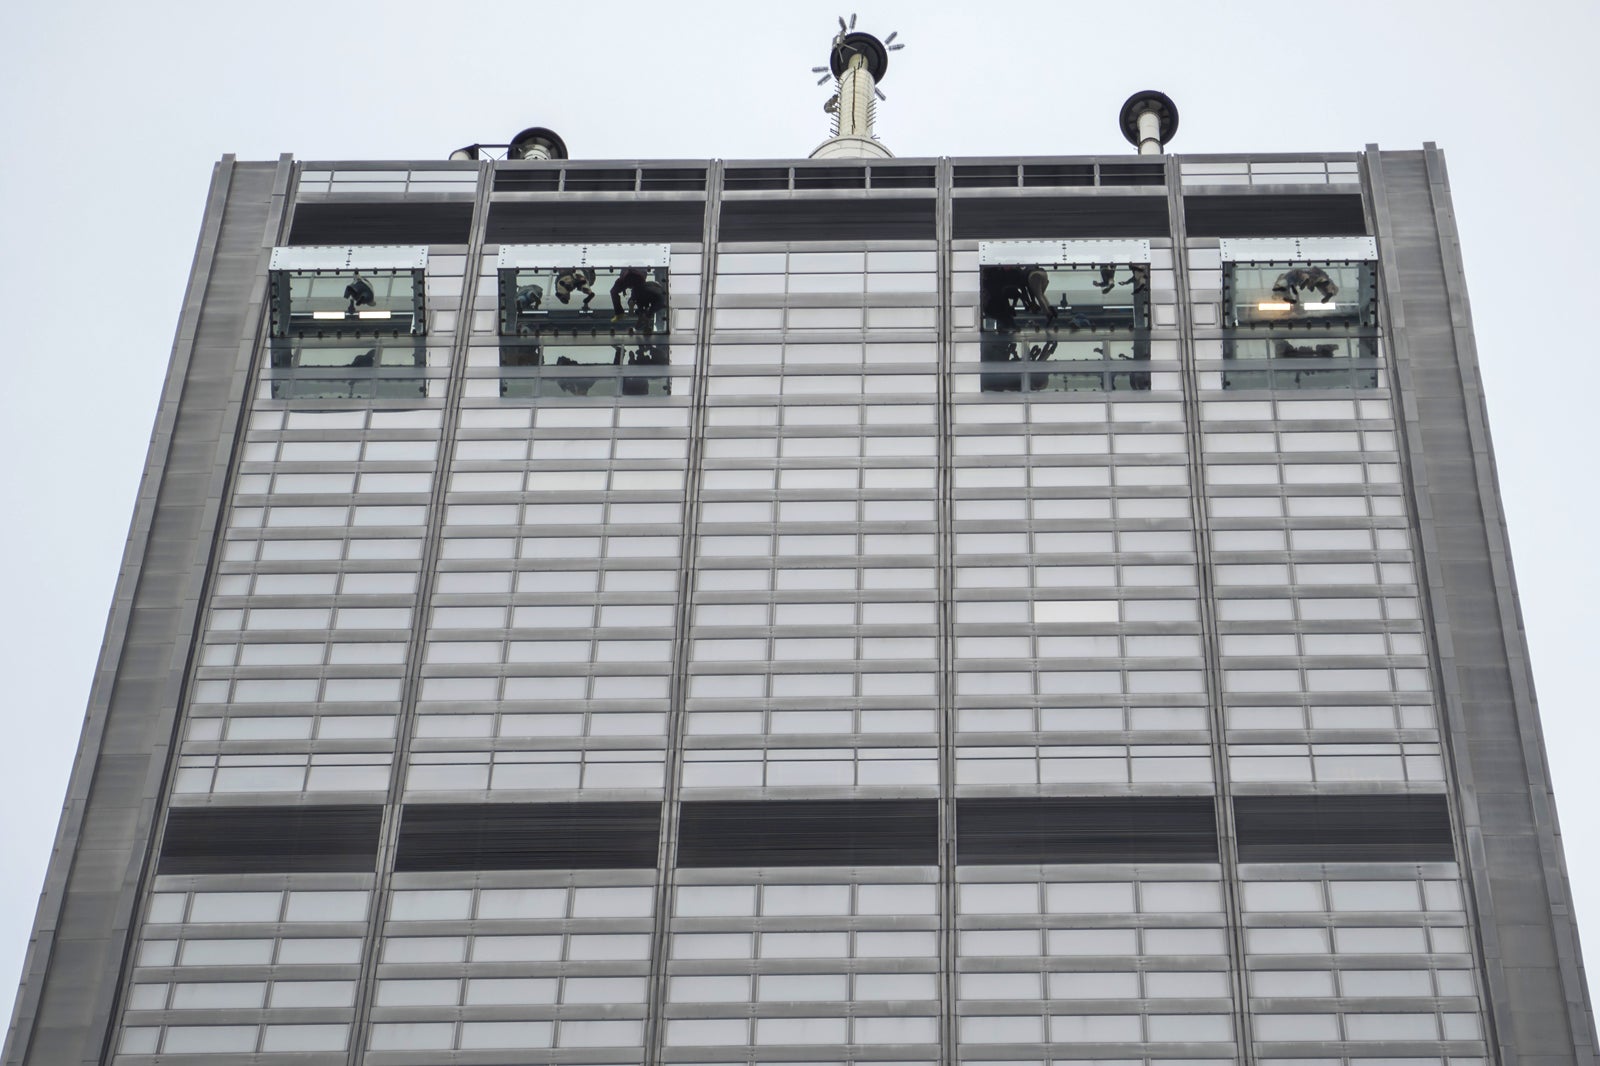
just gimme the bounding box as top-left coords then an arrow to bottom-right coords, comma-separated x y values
808,14 -> 904,159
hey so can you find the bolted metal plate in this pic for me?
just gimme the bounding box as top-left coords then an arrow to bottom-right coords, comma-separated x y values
979,239 -> 1151,266
269,245 -> 428,271
498,243 -> 673,270
1220,236 -> 1377,262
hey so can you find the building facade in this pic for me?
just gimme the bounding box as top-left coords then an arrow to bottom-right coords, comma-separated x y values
5,145 -> 1596,1066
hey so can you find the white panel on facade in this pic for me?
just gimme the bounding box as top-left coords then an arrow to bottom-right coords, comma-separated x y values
498,244 -> 673,269
979,240 -> 1151,266
1220,237 -> 1377,262
269,246 -> 428,270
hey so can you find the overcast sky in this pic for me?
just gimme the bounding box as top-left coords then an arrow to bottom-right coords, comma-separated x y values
4,0 -> 1597,1021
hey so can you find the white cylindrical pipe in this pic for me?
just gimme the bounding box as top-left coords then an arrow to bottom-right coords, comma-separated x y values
1136,108 -> 1163,155
836,54 -> 875,139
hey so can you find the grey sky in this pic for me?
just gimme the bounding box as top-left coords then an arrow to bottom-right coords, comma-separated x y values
4,0 -> 1596,1019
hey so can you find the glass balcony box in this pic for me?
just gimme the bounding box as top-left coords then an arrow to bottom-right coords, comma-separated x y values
977,240 -> 1152,393
265,247 -> 428,399
498,243 -> 672,339
268,246 -> 427,340
1219,236 -> 1380,390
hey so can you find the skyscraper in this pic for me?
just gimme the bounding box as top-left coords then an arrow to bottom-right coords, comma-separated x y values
6,29 -> 1595,1066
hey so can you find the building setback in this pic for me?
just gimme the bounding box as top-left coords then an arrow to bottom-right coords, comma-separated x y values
4,78 -> 1597,1066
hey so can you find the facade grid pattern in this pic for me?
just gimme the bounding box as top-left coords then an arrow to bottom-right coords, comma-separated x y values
6,148 -> 1594,1066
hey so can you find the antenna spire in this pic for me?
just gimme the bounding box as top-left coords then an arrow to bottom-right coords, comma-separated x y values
807,14 -> 904,159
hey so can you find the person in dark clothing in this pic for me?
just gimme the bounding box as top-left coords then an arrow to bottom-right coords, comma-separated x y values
1272,266 -> 1339,304
344,275 -> 375,314
554,268 -> 596,308
1022,266 -> 1057,324
554,354 -> 597,395
611,270 -> 668,331
984,265 -> 1058,326
516,284 -> 543,312
610,268 -> 648,318
1275,339 -> 1342,359
982,277 -> 1018,332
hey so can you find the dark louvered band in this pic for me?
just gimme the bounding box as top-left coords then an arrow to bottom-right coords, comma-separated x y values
486,201 -> 707,243
1183,193 -> 1368,236
677,799 -> 938,868
957,797 -> 1220,864
158,805 -> 383,874
719,198 -> 936,242
1234,793 -> 1455,863
395,802 -> 662,871
286,202 -> 475,245
952,196 -> 1171,239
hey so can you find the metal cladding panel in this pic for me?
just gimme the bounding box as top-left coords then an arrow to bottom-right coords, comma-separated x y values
394,802 -> 663,871
956,797 -> 1219,864
978,239 -> 1152,265
497,243 -> 673,269
718,197 -> 936,241
269,244 -> 428,270
952,195 -> 1170,238
1183,192 -> 1368,236
286,201 -> 474,245
1233,794 -> 1455,863
158,805 -> 384,874
1371,146 -> 1599,1060
4,158 -> 288,1066
486,200 -> 706,243
12,147 -> 1595,1066
677,799 -> 939,868
1219,236 -> 1377,261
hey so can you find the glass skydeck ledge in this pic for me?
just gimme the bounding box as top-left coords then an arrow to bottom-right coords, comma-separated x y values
1219,236 -> 1378,332
977,240 -> 1154,393
1218,237 -> 1380,391
268,246 -> 427,340
499,243 -> 672,339
1224,260 -> 1377,331
977,255 -> 1153,335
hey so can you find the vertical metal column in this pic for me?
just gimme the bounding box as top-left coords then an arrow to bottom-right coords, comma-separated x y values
1364,145 -> 1598,1066
1164,156 -> 1255,1066
4,156 -> 294,1066
933,154 -> 959,1066
643,159 -> 725,1066
343,156 -> 496,1066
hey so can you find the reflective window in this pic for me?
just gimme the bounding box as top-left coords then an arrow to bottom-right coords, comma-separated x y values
499,340 -> 672,398
270,268 -> 424,339
500,265 -> 669,337
267,340 -> 428,400
979,262 -> 1151,393
1221,259 -> 1379,390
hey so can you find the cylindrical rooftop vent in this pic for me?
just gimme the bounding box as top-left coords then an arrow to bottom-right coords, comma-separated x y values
1119,91 -> 1179,155
508,127 -> 569,161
